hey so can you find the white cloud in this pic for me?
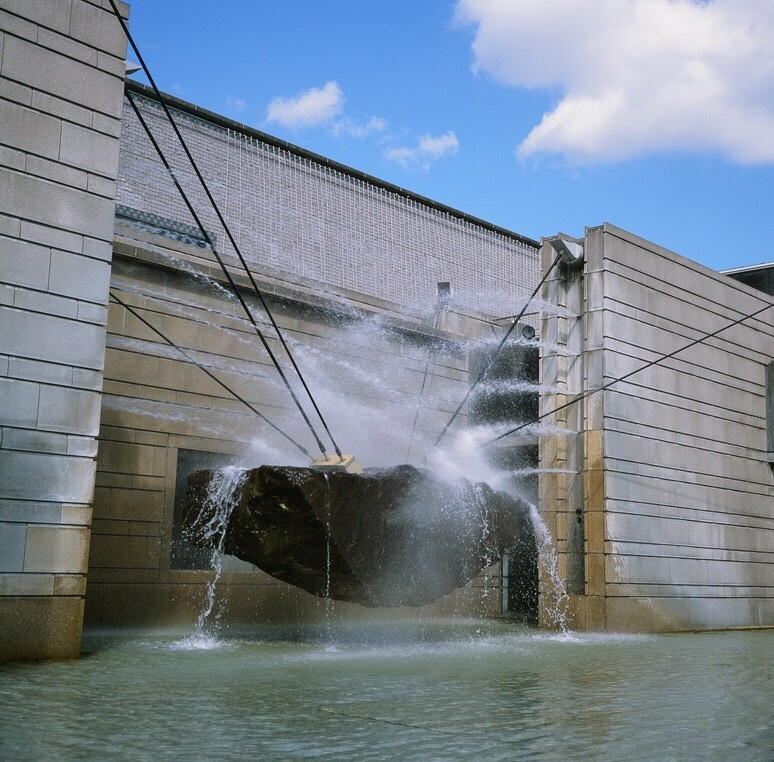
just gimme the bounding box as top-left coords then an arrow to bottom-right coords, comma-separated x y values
332,115 -> 388,138
385,131 -> 460,169
266,81 -> 344,128
226,96 -> 248,113
456,0 -> 774,164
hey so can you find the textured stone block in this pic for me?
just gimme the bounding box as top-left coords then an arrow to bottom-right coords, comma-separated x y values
37,25 -> 97,66
0,450 -> 96,503
54,574 -> 87,596
88,534 -> 153,569
108,486 -> 164,522
605,597 -> 656,632
0,500 -> 62,524
0,99 -> 61,159
60,504 -> 92,526
60,120 -> 121,176
96,441 -> 158,478
13,288 -> 79,320
38,385 -> 102,436
19,220 -> 82,253
25,154 -> 89,191
0,214 -> 21,239
0,0 -> 73,34
0,167 -> 115,239
67,436 -> 99,457
0,9 -> 37,43
0,377 -> 40,428
82,236 -> 113,262
0,144 -> 26,173
1,429 -> 69,455
0,305 -> 106,369
70,0 -> 128,58
0,523 -> 27,572
0,596 -> 84,662
0,237 -> 51,290
2,35 -> 123,117
0,573 -> 56,596
0,75 -> 32,107
31,90 -> 92,129
87,173 -> 117,199
72,367 -> 103,390
24,525 -> 90,574
77,302 -> 109,325
48,249 -> 111,302
8,357 -> 73,385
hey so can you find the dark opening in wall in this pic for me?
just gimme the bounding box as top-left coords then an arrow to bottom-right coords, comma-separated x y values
170,448 -> 242,570
468,331 -> 539,622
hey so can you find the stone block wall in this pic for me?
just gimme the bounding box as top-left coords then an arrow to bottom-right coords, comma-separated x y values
0,0 -> 128,661
540,223 -> 774,632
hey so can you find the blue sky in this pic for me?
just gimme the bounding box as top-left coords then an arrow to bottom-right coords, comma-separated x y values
124,0 -> 774,272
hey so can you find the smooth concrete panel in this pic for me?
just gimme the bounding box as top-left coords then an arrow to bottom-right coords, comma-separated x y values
0,450 -> 96,503
0,596 -> 84,662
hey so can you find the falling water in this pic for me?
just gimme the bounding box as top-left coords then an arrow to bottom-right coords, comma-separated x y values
175,467 -> 246,648
528,504 -> 571,633
321,472 -> 337,648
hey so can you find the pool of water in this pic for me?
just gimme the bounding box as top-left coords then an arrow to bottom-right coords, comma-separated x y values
1,622 -> 772,760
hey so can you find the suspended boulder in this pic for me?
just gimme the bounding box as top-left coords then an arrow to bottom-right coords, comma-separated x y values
183,464 -> 535,608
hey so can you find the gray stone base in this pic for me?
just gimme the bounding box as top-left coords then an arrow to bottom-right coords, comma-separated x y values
0,597 -> 84,662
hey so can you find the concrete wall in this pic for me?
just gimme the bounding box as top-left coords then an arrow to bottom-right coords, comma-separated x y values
0,0 -> 128,660
539,223 -> 774,632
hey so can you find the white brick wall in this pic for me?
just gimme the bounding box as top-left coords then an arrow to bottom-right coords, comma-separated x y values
117,88 -> 540,319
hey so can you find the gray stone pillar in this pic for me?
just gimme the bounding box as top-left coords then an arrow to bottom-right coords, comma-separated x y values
0,0 -> 128,660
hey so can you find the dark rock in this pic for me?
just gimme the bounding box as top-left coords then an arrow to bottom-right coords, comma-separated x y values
183,464 -> 535,608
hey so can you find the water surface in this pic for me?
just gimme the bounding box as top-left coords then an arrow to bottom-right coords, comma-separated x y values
1,622 -> 771,760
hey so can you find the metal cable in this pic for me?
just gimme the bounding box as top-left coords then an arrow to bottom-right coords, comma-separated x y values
483,300 -> 774,448
406,306 -> 444,461
430,252 -> 563,450
123,89 -> 328,458
109,0 -> 343,459
109,290 -> 311,459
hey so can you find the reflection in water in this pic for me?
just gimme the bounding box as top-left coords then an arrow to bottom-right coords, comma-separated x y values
0,624 -> 772,761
